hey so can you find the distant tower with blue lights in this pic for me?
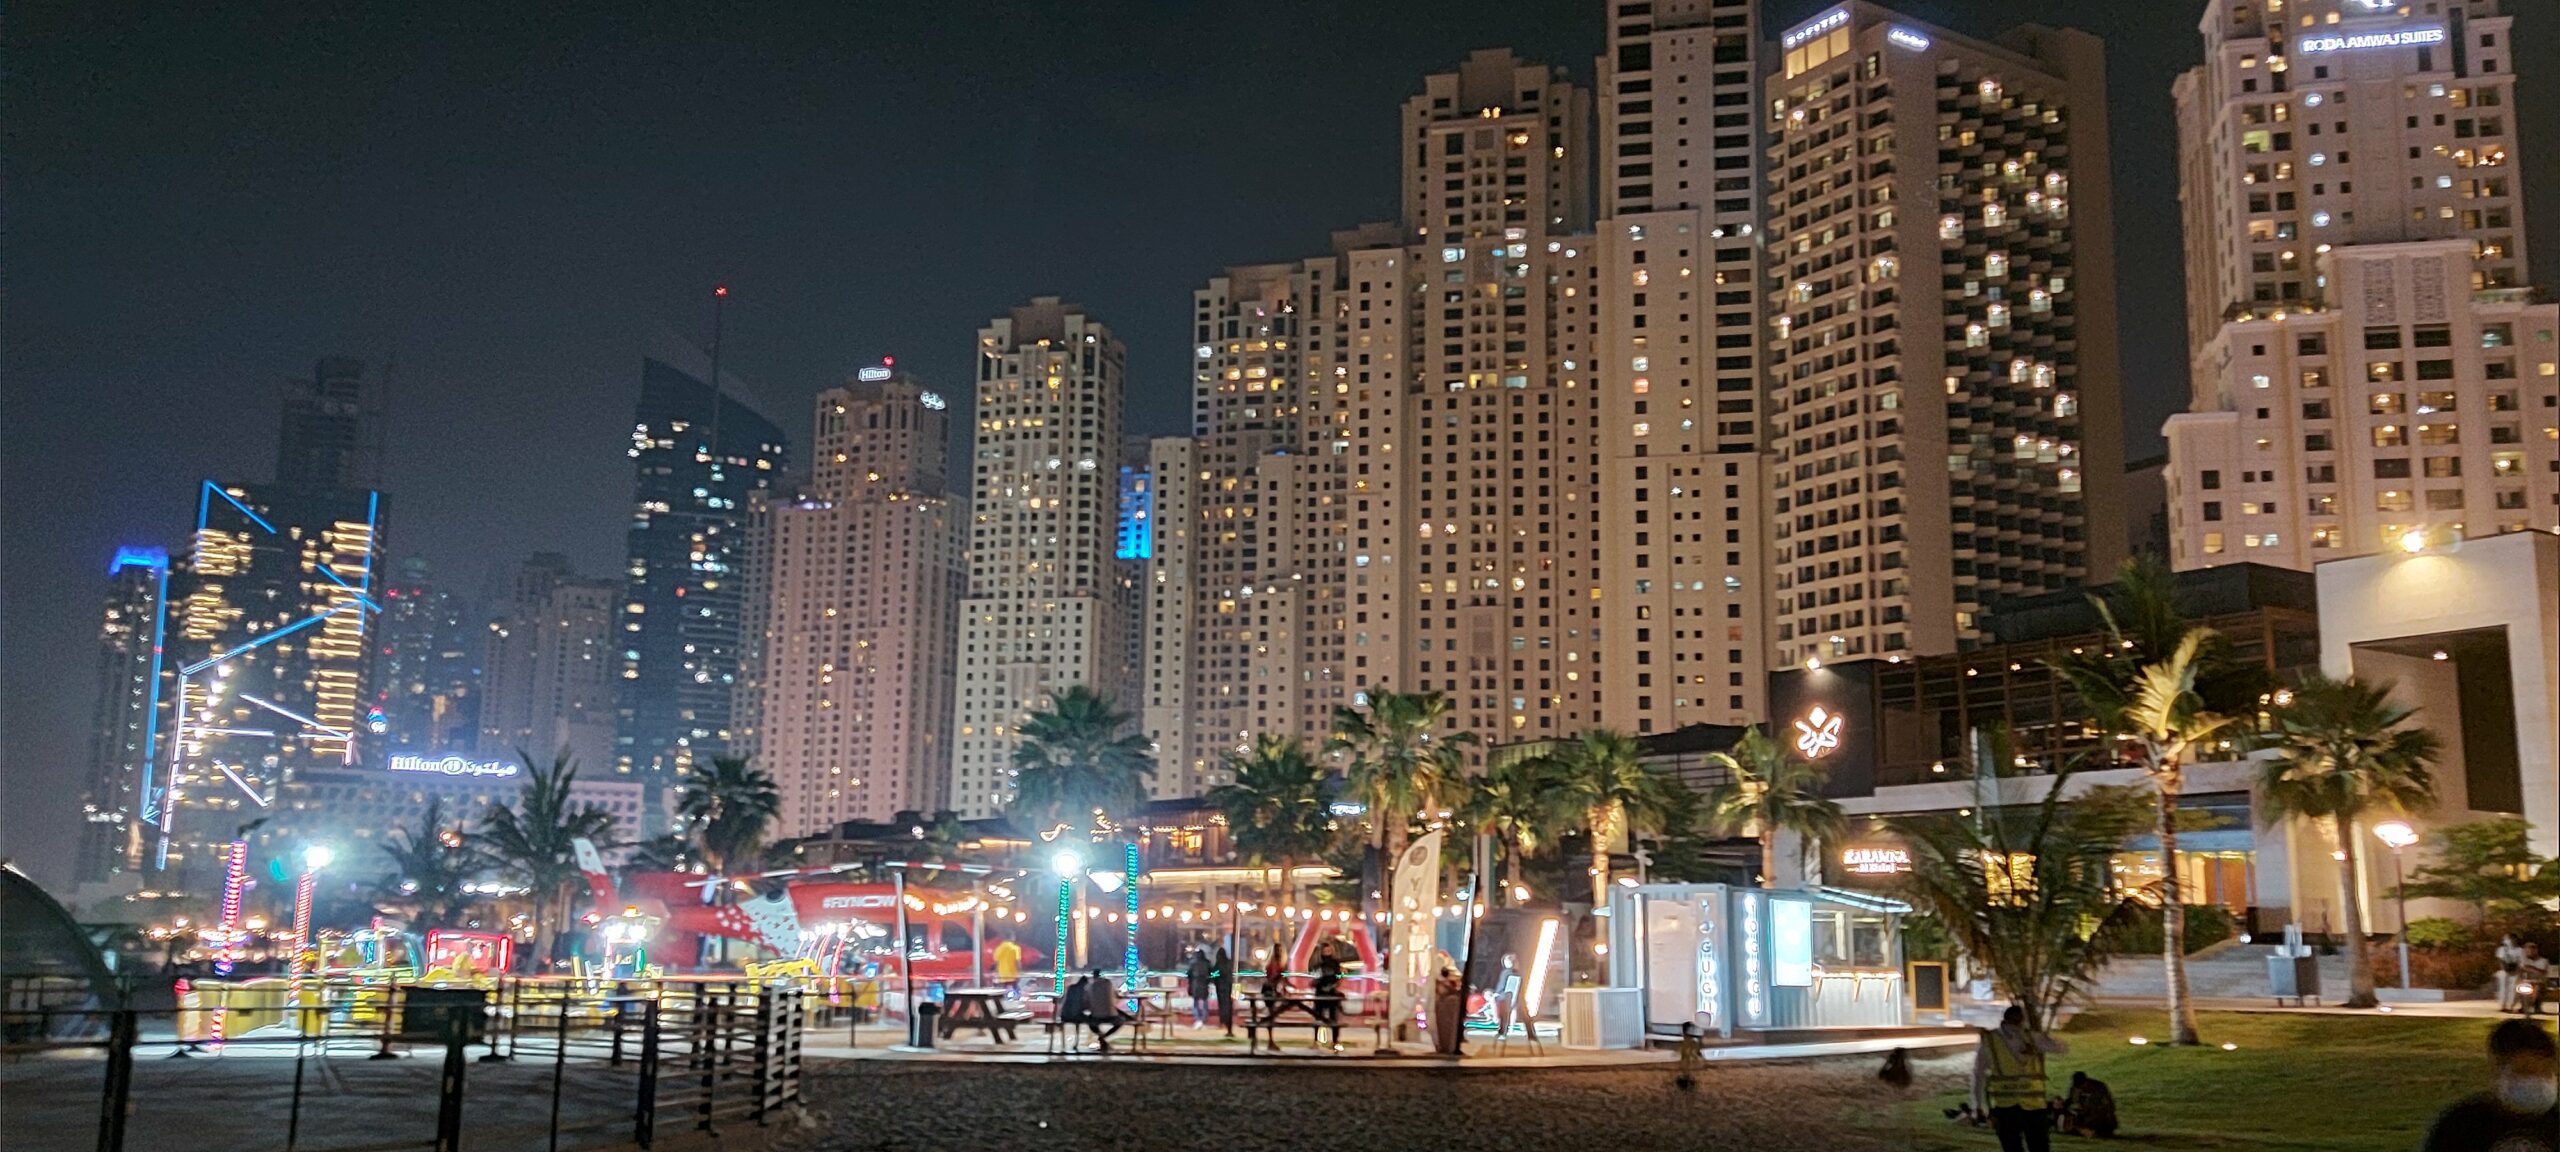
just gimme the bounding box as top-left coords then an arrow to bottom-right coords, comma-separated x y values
612,334 -> 789,831
74,546 -> 174,886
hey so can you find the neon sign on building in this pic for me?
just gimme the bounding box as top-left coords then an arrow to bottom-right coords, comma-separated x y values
387,754 -> 521,779
2297,26 -> 2444,54
1783,6 -> 1848,49
1793,706 -> 1844,759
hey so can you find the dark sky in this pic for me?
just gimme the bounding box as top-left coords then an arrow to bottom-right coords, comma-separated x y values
5,1 -> 2553,888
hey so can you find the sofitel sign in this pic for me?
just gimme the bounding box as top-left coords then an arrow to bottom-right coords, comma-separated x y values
1783,6 -> 1848,48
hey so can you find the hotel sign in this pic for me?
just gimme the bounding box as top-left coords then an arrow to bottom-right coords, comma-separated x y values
387,754 -> 520,779
2298,26 -> 2444,54
1840,846 -> 1913,876
1793,706 -> 1844,759
1783,6 -> 1848,48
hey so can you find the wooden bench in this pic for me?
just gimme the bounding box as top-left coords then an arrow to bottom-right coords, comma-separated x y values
1244,995 -> 1385,1054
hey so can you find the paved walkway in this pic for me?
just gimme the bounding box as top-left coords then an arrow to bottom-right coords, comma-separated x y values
803,1017 -> 1976,1068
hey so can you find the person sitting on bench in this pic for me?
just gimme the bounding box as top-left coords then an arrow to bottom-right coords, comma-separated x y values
1081,969 -> 1128,1052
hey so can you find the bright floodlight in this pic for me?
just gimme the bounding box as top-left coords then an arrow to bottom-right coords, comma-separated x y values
2399,529 -> 2428,553
2374,821 -> 2419,850
1051,846 -> 1085,877
303,845 -> 335,871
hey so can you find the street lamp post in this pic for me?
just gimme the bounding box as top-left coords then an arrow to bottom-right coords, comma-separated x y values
2374,822 -> 2419,990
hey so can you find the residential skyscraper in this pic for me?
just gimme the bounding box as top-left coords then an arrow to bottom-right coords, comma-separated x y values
1761,5 -> 2124,665
372,557 -> 480,760
2172,0 -> 2526,355
479,553 -> 619,772
2162,1 -> 2550,570
75,546 -> 173,885
1592,0 -> 1775,731
951,298 -> 1129,817
746,368 -> 964,832
614,341 -> 789,827
275,355 -> 380,491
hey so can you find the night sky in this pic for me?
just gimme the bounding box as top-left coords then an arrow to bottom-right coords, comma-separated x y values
5,1 -> 2552,888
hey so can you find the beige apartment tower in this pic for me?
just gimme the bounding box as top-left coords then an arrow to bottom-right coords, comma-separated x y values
952,299 -> 1130,817
1762,4 -> 2124,666
479,554 -> 618,773
2172,0 -> 2525,355
747,370 -> 963,833
2163,0 -> 2547,572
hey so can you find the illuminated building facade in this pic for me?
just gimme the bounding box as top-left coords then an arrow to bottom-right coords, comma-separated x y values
1592,0 -> 1776,733
2164,1 -> 2551,572
951,298 -> 1131,817
2163,241 -> 2558,568
1762,4 -> 2125,666
2173,0 -> 2525,353
747,369 -> 963,833
478,553 -> 619,773
75,547 -> 173,885
371,556 -> 481,762
613,343 -> 789,829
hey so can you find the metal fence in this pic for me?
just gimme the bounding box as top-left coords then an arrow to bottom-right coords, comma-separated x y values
0,974 -> 804,1152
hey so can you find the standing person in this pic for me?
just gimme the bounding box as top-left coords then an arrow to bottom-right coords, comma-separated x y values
1972,1006 -> 2067,1152
2422,1019 -> 2557,1152
1261,947 -> 1289,1017
2522,945 -> 2553,1018
993,934 -> 1023,996
2497,936 -> 2528,1013
1184,945 -> 1214,1028
1212,942 -> 1238,1034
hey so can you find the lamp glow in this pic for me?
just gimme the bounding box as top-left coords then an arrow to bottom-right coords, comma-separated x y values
2373,821 -> 2419,850
303,845 -> 335,871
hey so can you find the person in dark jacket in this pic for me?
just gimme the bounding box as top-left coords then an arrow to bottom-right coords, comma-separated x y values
2058,1070 -> 2118,1137
1184,945 -> 1214,1027
1212,943 -> 1238,1034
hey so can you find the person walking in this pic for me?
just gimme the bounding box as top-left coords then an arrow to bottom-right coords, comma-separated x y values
1311,948 -> 1346,1051
1973,1005 -> 2067,1152
2497,936 -> 2528,1013
1212,942 -> 1237,1034
1184,945 -> 1214,1028
2422,1019 -> 2557,1151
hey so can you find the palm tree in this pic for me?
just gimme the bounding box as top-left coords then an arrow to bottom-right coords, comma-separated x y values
1461,755 -> 1565,905
1009,686 -> 1155,835
1328,689 -> 1474,869
1702,726 -> 1848,889
1209,734 -> 1336,907
677,756 -> 783,875
2049,560 -> 2253,1048
377,797 -> 484,932
476,753 -> 619,972
2261,674 -> 2439,1008
1895,774 -> 2151,1033
1541,729 -> 1679,909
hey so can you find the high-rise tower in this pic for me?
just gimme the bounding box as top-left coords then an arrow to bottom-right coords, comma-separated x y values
372,557 -> 480,760
950,299 -> 1130,817
480,553 -> 618,772
74,547 -> 173,885
747,368 -> 964,832
613,340 -> 789,828
1761,4 -> 2124,664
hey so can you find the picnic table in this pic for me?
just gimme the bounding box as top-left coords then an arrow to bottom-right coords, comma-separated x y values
936,987 -> 1030,1043
1244,989 -> 1377,1053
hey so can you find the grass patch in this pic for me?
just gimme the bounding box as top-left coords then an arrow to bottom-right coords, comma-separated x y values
1874,1009 -> 2546,1151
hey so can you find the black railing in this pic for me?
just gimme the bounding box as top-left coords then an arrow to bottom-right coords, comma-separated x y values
0,974 -> 803,1152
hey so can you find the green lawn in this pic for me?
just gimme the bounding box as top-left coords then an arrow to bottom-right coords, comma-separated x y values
1874,1009 -> 2551,1152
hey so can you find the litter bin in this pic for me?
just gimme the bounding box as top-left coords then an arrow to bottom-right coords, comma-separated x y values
2267,954 -> 2321,1005
908,1001 -> 940,1049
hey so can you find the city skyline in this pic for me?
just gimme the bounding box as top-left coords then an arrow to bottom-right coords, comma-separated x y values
7,0 -> 2557,888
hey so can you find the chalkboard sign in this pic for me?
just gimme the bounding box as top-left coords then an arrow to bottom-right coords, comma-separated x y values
1909,961 -> 1948,1012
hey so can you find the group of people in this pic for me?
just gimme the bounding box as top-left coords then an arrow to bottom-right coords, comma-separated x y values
2496,936 -> 2553,1016
1179,943 -> 1238,1029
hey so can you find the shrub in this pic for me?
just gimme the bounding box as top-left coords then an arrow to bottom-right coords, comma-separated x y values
2409,949 -> 2498,991
2109,904 -> 2236,955
2403,917 -> 2476,951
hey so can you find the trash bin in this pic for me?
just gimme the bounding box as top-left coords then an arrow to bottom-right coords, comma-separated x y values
399,987 -> 490,1043
2267,954 -> 2321,1004
908,1001 -> 940,1048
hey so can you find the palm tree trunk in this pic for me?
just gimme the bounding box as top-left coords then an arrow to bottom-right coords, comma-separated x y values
1588,806 -> 1615,910
1759,833 -> 1779,890
2157,773 -> 2202,1046
2335,821 -> 2377,1008
1504,836 -> 1526,906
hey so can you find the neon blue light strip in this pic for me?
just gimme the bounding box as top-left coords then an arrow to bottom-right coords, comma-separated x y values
110,546 -> 170,575
314,563 -> 384,614
203,481 -> 276,535
135,562 -> 170,837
